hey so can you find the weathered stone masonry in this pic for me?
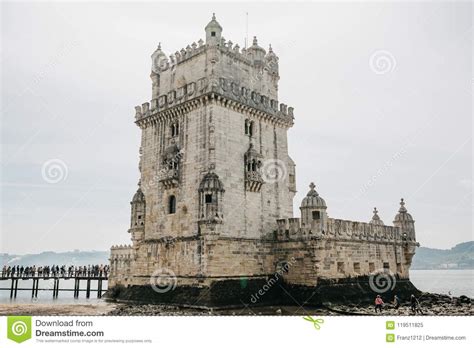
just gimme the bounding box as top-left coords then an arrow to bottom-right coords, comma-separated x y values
109,15 -> 419,306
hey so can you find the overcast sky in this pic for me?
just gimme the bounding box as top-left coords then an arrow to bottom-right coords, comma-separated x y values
1,1 -> 472,254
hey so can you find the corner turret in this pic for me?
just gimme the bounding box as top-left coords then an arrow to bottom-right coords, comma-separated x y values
370,207 -> 384,226
150,43 -> 169,98
393,198 -> 416,241
300,182 -> 328,235
205,13 -> 222,46
129,181 -> 146,246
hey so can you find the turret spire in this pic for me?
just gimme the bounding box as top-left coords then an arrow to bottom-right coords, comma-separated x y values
205,13 -> 223,45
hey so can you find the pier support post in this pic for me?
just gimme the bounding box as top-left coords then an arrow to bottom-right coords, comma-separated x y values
14,278 -> 18,298
97,279 -> 102,298
52,278 -> 60,299
10,278 -> 14,299
86,278 -> 91,299
31,278 -> 36,298
74,278 -> 79,298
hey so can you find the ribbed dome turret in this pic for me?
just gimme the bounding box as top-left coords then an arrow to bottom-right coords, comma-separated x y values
199,172 -> 225,192
370,207 -> 384,226
265,44 -> 277,60
301,182 -> 327,209
132,183 -> 145,203
393,198 -> 414,223
151,42 -> 168,73
205,13 -> 222,32
248,36 -> 266,53
205,13 -> 223,44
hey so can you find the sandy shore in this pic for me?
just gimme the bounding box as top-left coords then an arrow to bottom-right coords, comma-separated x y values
0,302 -> 116,316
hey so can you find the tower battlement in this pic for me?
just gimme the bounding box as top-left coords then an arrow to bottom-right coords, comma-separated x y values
134,76 -> 294,127
147,14 -> 282,121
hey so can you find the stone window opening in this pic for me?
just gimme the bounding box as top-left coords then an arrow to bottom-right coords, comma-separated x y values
168,195 -> 176,214
337,262 -> 345,273
198,172 -> 224,223
244,143 -> 263,192
244,119 -> 254,136
312,211 -> 321,220
369,262 -> 375,273
211,31 -> 216,37
383,262 -> 390,272
171,123 -> 180,137
276,261 -> 289,274
289,174 -> 295,184
353,262 -> 361,274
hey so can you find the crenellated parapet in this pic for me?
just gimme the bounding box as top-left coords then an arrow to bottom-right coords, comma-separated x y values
276,183 -> 418,246
276,217 -> 403,242
134,76 -> 294,127
110,245 -> 133,261
152,38 -> 277,73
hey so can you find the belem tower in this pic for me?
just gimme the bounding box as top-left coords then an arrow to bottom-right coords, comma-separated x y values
109,15 -> 420,306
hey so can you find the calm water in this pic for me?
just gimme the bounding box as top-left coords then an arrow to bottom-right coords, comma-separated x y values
410,270 -> 474,297
0,278 -> 107,304
0,270 -> 472,304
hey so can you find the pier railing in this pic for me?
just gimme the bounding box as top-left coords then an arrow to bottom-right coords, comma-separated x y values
0,273 -> 108,299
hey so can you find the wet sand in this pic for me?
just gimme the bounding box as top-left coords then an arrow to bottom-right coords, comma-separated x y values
0,302 -> 116,316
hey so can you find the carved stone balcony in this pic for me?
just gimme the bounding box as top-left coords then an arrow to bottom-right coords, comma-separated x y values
158,168 -> 179,189
245,171 -> 263,192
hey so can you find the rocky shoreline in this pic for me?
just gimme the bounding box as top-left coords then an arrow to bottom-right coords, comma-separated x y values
107,292 -> 472,316
0,292 -> 470,316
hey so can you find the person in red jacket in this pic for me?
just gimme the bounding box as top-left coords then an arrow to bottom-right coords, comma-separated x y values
375,295 -> 384,313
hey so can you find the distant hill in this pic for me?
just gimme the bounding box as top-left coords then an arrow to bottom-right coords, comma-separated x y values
412,241 -> 474,270
1,242 -> 472,270
0,250 -> 109,267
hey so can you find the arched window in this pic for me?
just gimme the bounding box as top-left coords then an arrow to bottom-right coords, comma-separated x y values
244,119 -> 254,136
171,123 -> 179,137
168,195 -> 176,214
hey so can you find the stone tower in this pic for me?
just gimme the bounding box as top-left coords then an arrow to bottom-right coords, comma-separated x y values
109,15 -> 419,307
135,14 -> 296,244
110,14 -> 297,290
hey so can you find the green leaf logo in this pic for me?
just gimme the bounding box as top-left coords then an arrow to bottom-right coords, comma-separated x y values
7,316 -> 32,343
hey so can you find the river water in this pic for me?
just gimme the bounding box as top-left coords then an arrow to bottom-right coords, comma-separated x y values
410,269 -> 474,297
0,270 -> 472,304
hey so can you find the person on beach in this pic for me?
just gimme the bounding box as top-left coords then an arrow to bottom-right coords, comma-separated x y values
410,294 -> 423,314
393,295 -> 400,311
375,295 -> 384,313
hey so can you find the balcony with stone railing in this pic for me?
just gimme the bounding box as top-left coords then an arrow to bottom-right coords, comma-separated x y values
245,171 -> 264,192
158,168 -> 179,189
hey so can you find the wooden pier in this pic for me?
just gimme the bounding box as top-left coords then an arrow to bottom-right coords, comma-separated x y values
0,275 -> 108,299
